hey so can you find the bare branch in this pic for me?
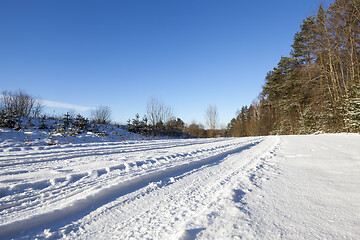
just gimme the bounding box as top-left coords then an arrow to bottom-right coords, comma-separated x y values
91,106 -> 112,124
205,105 -> 218,130
146,97 -> 173,127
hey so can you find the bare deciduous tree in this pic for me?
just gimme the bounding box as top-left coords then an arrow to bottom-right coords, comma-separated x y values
205,104 -> 218,130
91,106 -> 112,124
0,89 -> 44,117
146,97 -> 173,128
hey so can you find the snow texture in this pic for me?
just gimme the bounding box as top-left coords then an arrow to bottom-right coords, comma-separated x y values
0,129 -> 359,239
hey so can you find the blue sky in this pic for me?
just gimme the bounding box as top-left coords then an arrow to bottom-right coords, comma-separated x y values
0,0 -> 334,127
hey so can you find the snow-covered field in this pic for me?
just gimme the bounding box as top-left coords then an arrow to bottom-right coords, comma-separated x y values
0,133 -> 359,239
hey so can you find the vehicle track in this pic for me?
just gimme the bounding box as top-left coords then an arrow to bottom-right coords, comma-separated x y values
58,136 -> 280,239
0,137 -> 269,238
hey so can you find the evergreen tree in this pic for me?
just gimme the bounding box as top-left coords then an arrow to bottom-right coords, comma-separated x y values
227,0 -> 360,136
62,112 -> 72,128
344,85 -> 360,132
74,114 -> 89,132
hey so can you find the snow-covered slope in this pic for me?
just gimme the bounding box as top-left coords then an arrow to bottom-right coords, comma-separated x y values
0,122 -> 147,149
0,134 -> 359,239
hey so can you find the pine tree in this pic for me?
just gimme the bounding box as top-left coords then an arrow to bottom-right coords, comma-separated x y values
74,114 -> 89,132
62,112 -> 72,129
54,120 -> 65,135
291,17 -> 316,68
344,85 -> 360,132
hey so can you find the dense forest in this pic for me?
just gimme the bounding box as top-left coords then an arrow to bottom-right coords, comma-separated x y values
227,0 -> 360,137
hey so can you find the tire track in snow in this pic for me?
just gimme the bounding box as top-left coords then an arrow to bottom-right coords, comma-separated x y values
0,138 -> 232,166
0,138 -> 264,239
0,139 -> 251,207
59,136 -> 280,239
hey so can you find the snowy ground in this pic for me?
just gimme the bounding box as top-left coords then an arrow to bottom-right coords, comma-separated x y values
0,133 -> 359,239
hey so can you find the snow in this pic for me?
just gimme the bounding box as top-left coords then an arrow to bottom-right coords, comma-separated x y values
0,128 -> 359,239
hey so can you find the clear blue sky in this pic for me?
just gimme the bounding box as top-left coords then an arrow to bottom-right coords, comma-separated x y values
0,0 -> 334,127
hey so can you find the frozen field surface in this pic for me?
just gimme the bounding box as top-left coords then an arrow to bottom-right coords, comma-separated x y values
0,134 -> 359,239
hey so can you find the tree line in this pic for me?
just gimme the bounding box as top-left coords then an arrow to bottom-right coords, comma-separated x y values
227,0 -> 360,137
127,98 -> 222,138
0,90 -> 222,138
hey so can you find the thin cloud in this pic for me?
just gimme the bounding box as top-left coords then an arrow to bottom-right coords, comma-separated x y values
43,100 -> 93,112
